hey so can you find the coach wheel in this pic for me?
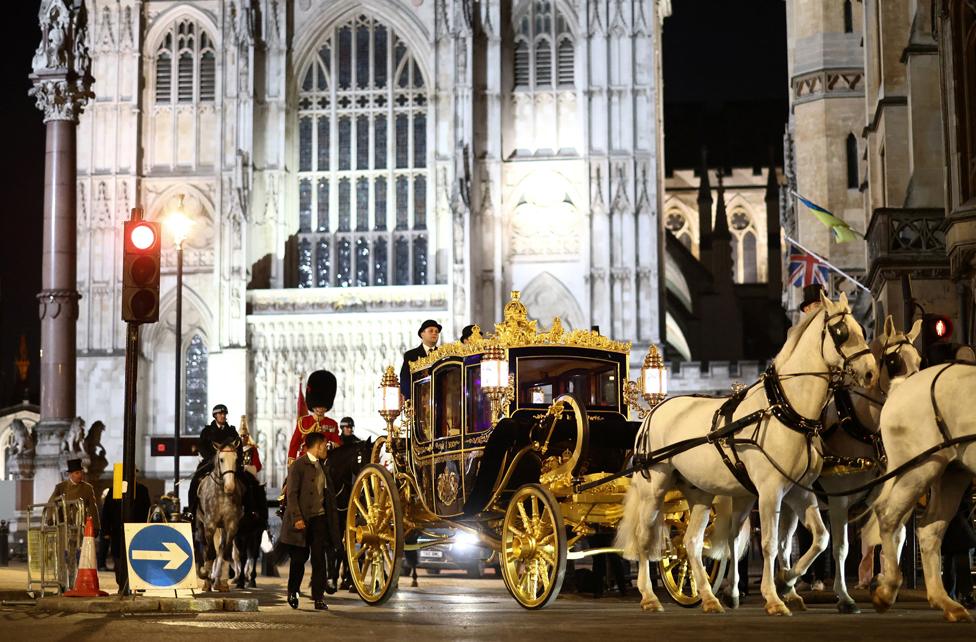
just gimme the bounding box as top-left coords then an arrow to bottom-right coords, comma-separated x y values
346,463 -> 404,605
500,483 -> 567,609
659,506 -> 728,607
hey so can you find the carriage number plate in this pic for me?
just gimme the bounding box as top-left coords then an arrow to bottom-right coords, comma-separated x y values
420,549 -> 443,559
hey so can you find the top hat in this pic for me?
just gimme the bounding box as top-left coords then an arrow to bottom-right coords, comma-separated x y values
306,370 -> 338,410
418,319 -> 442,337
800,284 -> 825,312
212,403 -> 229,417
66,459 -> 83,473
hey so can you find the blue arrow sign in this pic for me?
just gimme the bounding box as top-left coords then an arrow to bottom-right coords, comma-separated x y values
126,524 -> 194,587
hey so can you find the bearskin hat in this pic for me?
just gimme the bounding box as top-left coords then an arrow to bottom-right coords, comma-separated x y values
306,370 -> 337,410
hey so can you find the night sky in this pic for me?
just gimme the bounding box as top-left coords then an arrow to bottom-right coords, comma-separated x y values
0,0 -> 787,406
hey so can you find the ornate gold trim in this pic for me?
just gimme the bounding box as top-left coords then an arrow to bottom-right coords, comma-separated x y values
408,291 -> 630,374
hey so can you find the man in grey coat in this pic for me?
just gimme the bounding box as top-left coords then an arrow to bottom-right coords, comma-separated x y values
279,432 -> 335,611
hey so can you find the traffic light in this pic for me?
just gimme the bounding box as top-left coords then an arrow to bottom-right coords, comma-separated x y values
920,313 -> 955,366
150,437 -> 198,457
122,218 -> 161,323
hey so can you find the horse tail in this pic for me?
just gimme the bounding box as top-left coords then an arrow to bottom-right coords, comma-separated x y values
614,475 -> 665,561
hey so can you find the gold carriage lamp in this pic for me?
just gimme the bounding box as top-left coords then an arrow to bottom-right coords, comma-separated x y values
376,365 -> 402,435
482,342 -> 515,425
624,345 -> 668,419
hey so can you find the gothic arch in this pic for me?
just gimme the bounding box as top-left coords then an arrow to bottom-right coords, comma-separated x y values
142,285 -> 216,354
144,5 -> 219,54
293,0 -> 432,84
520,272 -> 585,330
512,0 -> 579,35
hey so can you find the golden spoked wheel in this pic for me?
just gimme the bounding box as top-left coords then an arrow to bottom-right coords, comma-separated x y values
500,484 -> 567,609
658,508 -> 727,607
346,463 -> 404,605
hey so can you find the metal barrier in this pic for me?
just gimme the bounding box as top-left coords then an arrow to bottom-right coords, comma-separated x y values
26,497 -> 85,597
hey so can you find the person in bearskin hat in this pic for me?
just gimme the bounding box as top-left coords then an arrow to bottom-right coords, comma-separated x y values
399,319 -> 441,400
187,404 -> 242,519
287,370 -> 341,466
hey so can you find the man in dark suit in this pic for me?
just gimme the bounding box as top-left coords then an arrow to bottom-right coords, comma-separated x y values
399,319 -> 441,400
278,432 -> 336,611
101,472 -> 151,594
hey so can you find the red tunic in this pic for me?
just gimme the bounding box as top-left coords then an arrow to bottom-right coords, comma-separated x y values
287,414 -> 340,465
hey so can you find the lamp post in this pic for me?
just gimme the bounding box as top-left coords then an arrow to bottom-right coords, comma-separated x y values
481,343 -> 514,425
165,196 -> 193,503
623,345 -> 668,419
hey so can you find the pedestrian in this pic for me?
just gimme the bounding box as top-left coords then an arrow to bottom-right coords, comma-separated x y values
339,417 -> 361,445
400,319 -> 441,399
187,404 -> 242,519
47,459 -> 100,587
460,324 -> 476,344
279,432 -> 336,611
100,472 -> 151,595
799,283 -> 825,315
288,370 -> 341,466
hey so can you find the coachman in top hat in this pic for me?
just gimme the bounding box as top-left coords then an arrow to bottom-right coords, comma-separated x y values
288,370 -> 341,466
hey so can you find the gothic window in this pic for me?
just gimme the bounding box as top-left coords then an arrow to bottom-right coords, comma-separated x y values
184,335 -> 208,436
729,211 -> 758,283
154,20 -> 216,104
513,0 -> 575,89
843,0 -> 853,33
296,16 -> 430,288
665,211 -> 693,250
846,133 -> 859,189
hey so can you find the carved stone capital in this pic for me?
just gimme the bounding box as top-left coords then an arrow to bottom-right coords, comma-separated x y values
29,0 -> 94,123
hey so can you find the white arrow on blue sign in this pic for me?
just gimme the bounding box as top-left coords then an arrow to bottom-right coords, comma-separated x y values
124,523 -> 196,590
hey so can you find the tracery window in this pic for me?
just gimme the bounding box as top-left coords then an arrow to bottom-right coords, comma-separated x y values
297,15 -> 429,288
184,334 -> 208,436
154,20 -> 216,104
665,210 -> 693,251
729,210 -> 758,283
514,0 -> 575,89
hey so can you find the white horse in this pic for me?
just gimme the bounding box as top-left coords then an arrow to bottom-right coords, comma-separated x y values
616,292 -> 878,615
871,360 -> 976,622
197,444 -> 243,592
777,316 -> 922,613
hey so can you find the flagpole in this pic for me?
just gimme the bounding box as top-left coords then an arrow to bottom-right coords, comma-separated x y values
785,234 -> 871,294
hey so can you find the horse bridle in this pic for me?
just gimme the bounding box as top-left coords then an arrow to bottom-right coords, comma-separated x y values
880,337 -> 915,380
823,309 -> 874,377
210,443 -> 240,485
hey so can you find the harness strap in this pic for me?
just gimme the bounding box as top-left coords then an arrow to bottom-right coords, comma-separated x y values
930,363 -> 957,443
763,365 -> 825,435
708,387 -> 758,496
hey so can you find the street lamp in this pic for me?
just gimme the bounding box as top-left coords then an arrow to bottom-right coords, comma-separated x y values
165,195 -> 192,506
624,345 -> 668,419
481,343 -> 514,425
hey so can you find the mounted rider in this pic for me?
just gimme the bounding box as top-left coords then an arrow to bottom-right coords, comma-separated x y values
287,370 -> 341,466
188,404 -> 242,519
338,416 -> 361,446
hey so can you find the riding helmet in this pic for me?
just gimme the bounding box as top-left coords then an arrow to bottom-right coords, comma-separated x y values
212,403 -> 229,417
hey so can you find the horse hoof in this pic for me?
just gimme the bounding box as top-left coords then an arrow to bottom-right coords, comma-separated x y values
765,602 -> 792,617
871,582 -> 896,613
248,579 -> 257,589
836,600 -> 860,614
216,580 -> 230,592
944,605 -> 974,623
702,597 -> 725,614
411,579 -> 418,588
202,580 -> 212,592
640,598 -> 664,612
784,595 -> 807,612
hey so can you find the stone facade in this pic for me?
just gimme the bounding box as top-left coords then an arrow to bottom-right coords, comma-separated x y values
786,0 -> 957,332
74,0 -> 670,495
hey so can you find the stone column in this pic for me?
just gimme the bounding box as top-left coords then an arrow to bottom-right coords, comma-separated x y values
28,0 -> 94,500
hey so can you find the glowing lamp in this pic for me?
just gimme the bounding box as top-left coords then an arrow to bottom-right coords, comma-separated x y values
481,343 -> 509,389
641,346 -> 668,399
165,195 -> 194,248
376,366 -> 402,414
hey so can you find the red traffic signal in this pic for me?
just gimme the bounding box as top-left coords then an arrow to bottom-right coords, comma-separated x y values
122,216 -> 161,323
922,313 -> 953,343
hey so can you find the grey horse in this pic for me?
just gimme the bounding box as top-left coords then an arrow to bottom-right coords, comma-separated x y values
196,440 -> 243,591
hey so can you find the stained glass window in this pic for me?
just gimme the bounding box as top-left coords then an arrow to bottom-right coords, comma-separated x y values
298,239 -> 313,288
296,15 -> 429,288
183,335 -> 208,436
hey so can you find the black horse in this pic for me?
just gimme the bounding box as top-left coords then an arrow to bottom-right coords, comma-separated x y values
232,470 -> 269,589
324,438 -> 374,589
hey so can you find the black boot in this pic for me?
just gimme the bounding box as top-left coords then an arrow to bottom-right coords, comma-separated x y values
314,599 -> 329,610
287,592 -> 299,609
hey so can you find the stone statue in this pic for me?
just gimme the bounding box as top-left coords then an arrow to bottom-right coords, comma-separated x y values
7,419 -> 36,458
82,420 -> 108,480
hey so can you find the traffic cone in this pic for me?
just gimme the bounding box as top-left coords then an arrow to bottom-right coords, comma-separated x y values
64,516 -> 108,597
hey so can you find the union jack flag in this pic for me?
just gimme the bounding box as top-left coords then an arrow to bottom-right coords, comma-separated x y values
788,243 -> 831,288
